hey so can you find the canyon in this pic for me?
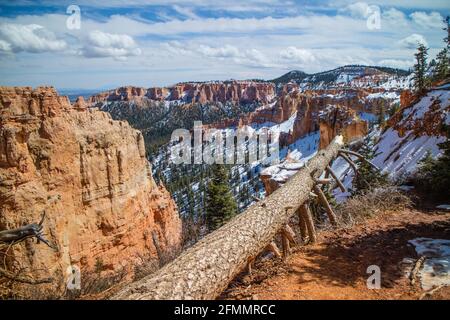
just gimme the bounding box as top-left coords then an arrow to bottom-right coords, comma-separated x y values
86,66 -> 411,219
2,65 -> 434,299
0,86 -> 181,298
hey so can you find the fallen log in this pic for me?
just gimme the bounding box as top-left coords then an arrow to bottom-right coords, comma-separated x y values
112,135 -> 344,300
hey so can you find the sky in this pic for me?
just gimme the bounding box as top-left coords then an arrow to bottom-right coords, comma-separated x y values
0,0 -> 449,90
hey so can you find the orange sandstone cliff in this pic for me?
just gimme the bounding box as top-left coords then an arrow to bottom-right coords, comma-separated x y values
0,86 -> 182,298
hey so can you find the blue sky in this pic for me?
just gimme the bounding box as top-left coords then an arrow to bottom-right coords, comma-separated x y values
0,0 -> 449,89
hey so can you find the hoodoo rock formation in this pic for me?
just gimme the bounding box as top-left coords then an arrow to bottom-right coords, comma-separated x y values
88,81 -> 275,105
0,87 -> 182,298
319,105 -> 368,149
260,105 -> 368,195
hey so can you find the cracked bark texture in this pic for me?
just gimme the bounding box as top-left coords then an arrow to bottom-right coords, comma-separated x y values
112,136 -> 344,300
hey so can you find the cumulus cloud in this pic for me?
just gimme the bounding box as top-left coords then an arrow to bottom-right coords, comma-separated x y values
0,23 -> 66,53
279,46 -> 316,64
382,8 -> 407,25
378,59 -> 414,70
197,44 -> 240,58
342,2 -> 371,19
164,42 -> 274,68
410,11 -> 444,28
399,34 -> 428,49
81,30 -> 141,60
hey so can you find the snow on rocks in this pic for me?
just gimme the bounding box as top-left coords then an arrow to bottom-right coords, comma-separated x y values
408,238 -> 450,290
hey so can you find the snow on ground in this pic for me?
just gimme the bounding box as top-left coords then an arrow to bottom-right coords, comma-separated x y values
366,91 -> 399,100
402,89 -> 450,123
379,74 -> 413,90
372,128 -> 445,180
358,112 -> 377,123
408,238 -> 450,290
251,111 -> 297,134
260,131 -> 319,183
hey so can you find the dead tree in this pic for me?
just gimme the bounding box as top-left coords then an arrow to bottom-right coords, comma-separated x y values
298,202 -> 317,243
112,135 -> 345,300
0,212 -> 55,249
0,212 -> 55,285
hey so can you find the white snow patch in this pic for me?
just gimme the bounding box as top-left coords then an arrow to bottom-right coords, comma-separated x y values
408,238 -> 450,290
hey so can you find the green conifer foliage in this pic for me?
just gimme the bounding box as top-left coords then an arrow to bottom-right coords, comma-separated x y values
205,164 -> 238,231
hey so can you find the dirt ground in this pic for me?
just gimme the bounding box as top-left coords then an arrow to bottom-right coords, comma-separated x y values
222,208 -> 450,300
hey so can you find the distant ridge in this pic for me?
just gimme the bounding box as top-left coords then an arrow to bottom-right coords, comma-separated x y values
272,65 -> 411,85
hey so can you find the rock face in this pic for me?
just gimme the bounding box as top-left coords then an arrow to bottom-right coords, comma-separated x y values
388,86 -> 450,137
318,105 -> 368,149
0,86 -> 182,298
88,81 -> 275,105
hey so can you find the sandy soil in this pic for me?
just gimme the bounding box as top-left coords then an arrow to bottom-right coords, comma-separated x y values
222,208 -> 450,300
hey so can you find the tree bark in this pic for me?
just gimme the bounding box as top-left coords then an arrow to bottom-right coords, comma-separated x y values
297,209 -> 308,242
313,185 -> 338,226
112,136 -> 344,300
266,241 -> 281,258
298,203 -> 317,244
326,166 -> 346,192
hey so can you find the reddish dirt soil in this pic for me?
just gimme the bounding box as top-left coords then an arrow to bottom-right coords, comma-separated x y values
222,209 -> 450,300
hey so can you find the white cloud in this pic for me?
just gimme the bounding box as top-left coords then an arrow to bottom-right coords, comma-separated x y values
197,44 -> 240,58
410,11 -> 444,29
0,23 -> 66,53
378,59 -> 414,70
279,47 -> 316,64
164,42 -> 274,68
81,30 -> 141,60
343,2 -> 370,19
236,48 -> 274,68
0,39 -> 12,52
382,8 -> 407,26
399,34 -> 428,49
172,5 -> 199,20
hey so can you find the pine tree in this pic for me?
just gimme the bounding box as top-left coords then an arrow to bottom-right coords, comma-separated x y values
205,164 -> 238,231
444,16 -> 450,48
378,101 -> 386,127
352,135 -> 388,194
413,43 -> 429,93
434,48 -> 449,82
415,125 -> 450,199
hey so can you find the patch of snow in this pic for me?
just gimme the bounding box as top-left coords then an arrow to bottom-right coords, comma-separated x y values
408,238 -> 450,290
372,128 -> 445,180
358,112 -> 377,123
436,205 -> 450,211
366,92 -> 399,100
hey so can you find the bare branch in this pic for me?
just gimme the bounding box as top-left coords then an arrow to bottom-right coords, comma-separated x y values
326,166 -> 346,192
339,149 -> 380,171
339,152 -> 358,176
313,185 -> 338,226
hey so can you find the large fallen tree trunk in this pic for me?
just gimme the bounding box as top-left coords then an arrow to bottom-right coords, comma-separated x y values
112,135 -> 344,300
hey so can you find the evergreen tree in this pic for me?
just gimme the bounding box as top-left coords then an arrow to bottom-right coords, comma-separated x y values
433,48 -> 449,82
352,135 -> 388,194
415,125 -> 450,199
378,101 -> 386,127
444,16 -> 450,48
413,43 -> 429,93
205,164 -> 238,231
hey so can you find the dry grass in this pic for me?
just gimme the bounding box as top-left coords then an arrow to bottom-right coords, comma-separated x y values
336,187 -> 412,227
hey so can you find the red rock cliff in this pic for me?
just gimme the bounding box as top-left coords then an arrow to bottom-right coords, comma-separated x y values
88,81 -> 275,105
0,87 -> 182,298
